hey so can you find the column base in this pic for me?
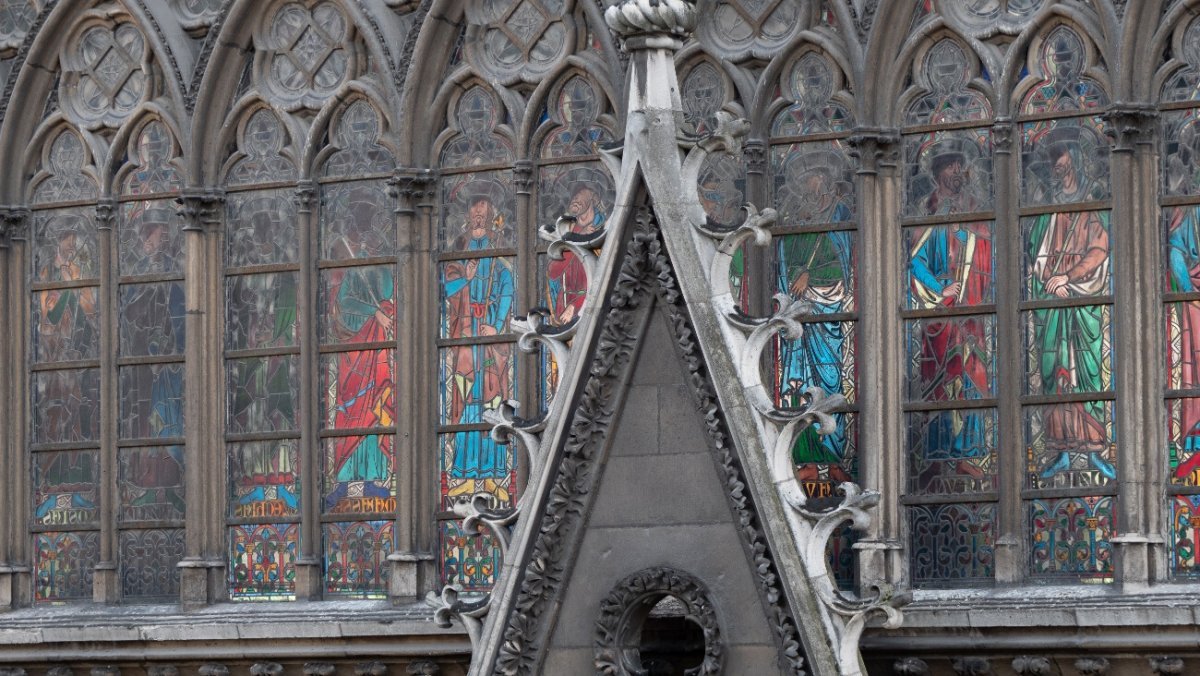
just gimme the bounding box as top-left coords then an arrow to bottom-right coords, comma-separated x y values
178,558 -> 226,608
853,538 -> 903,590
93,561 -> 119,603
1111,533 -> 1162,590
994,535 -> 1021,584
388,551 -> 436,603
294,558 -> 323,600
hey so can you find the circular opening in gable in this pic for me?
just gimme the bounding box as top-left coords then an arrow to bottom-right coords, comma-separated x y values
638,595 -> 706,675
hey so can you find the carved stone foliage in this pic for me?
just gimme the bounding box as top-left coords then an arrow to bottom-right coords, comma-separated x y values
694,0 -> 806,62
492,212 -> 807,675
464,0 -> 572,85
594,567 -> 722,676
59,11 -> 152,129
1011,656 -> 1051,676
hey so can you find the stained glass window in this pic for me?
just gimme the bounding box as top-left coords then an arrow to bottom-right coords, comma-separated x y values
437,85 -> 518,591
535,76 -> 615,410
767,51 -> 858,587
223,96 -> 399,600
29,128 -> 102,602
115,120 -> 186,599
901,38 -> 998,587
1162,16 -> 1200,579
1018,25 -> 1113,582
223,107 -> 302,600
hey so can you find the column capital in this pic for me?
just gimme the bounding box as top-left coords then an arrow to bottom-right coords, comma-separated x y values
991,117 -> 1016,154
1104,103 -> 1158,153
0,205 -> 29,248
175,188 -> 225,232
847,128 -> 901,174
95,198 -> 117,231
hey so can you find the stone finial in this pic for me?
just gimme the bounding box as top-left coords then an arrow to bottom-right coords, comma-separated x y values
1151,656 -> 1185,674
1012,656 -> 1052,676
953,656 -> 993,676
1075,657 -> 1110,675
893,657 -> 930,675
604,0 -> 696,39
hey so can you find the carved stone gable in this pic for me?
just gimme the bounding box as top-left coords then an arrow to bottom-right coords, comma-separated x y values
491,211 -> 808,675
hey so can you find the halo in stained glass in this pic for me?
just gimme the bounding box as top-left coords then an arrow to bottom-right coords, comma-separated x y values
771,142 -> 856,225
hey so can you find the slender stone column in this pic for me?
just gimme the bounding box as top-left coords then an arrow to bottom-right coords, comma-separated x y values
4,209 -> 31,606
0,207 -> 28,608
176,189 -> 224,607
1105,104 -> 1162,588
387,168 -> 437,601
848,129 -> 904,586
94,198 -> 119,603
293,180 -> 322,599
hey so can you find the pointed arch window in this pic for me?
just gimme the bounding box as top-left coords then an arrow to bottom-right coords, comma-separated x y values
1160,15 -> 1200,579
900,38 -> 998,587
766,50 -> 859,583
436,85 -> 517,593
1016,24 -> 1115,581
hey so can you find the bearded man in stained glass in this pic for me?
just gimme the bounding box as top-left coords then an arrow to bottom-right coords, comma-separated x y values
546,179 -> 606,324
326,214 -> 396,509
1027,130 -> 1113,480
775,152 -> 853,480
444,182 -> 514,502
909,140 -> 992,481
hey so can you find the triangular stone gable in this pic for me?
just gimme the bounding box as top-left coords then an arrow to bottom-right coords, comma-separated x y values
489,212 -> 808,675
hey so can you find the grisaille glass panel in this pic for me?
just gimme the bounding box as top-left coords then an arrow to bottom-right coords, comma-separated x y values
225,191 -> 300,267
321,101 -> 395,178
118,446 -> 185,522
320,182 -> 396,260
268,1 -> 349,96
226,356 -> 299,434
909,503 -> 996,585
118,364 -> 185,440
440,87 -> 514,169
32,132 -> 98,205
122,121 -> 181,196
33,368 -> 101,444
226,273 -> 299,350
226,110 -> 298,187
1164,18 -> 1200,103
119,282 -> 185,357
119,201 -> 183,275
119,528 -> 184,599
904,39 -> 992,126
1020,26 -> 1109,115
771,53 -> 853,137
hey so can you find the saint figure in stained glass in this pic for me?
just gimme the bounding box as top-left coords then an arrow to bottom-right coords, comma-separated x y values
443,181 -> 515,502
546,174 -> 607,325
908,135 -> 994,480
1026,134 -> 1112,480
37,229 -> 98,362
